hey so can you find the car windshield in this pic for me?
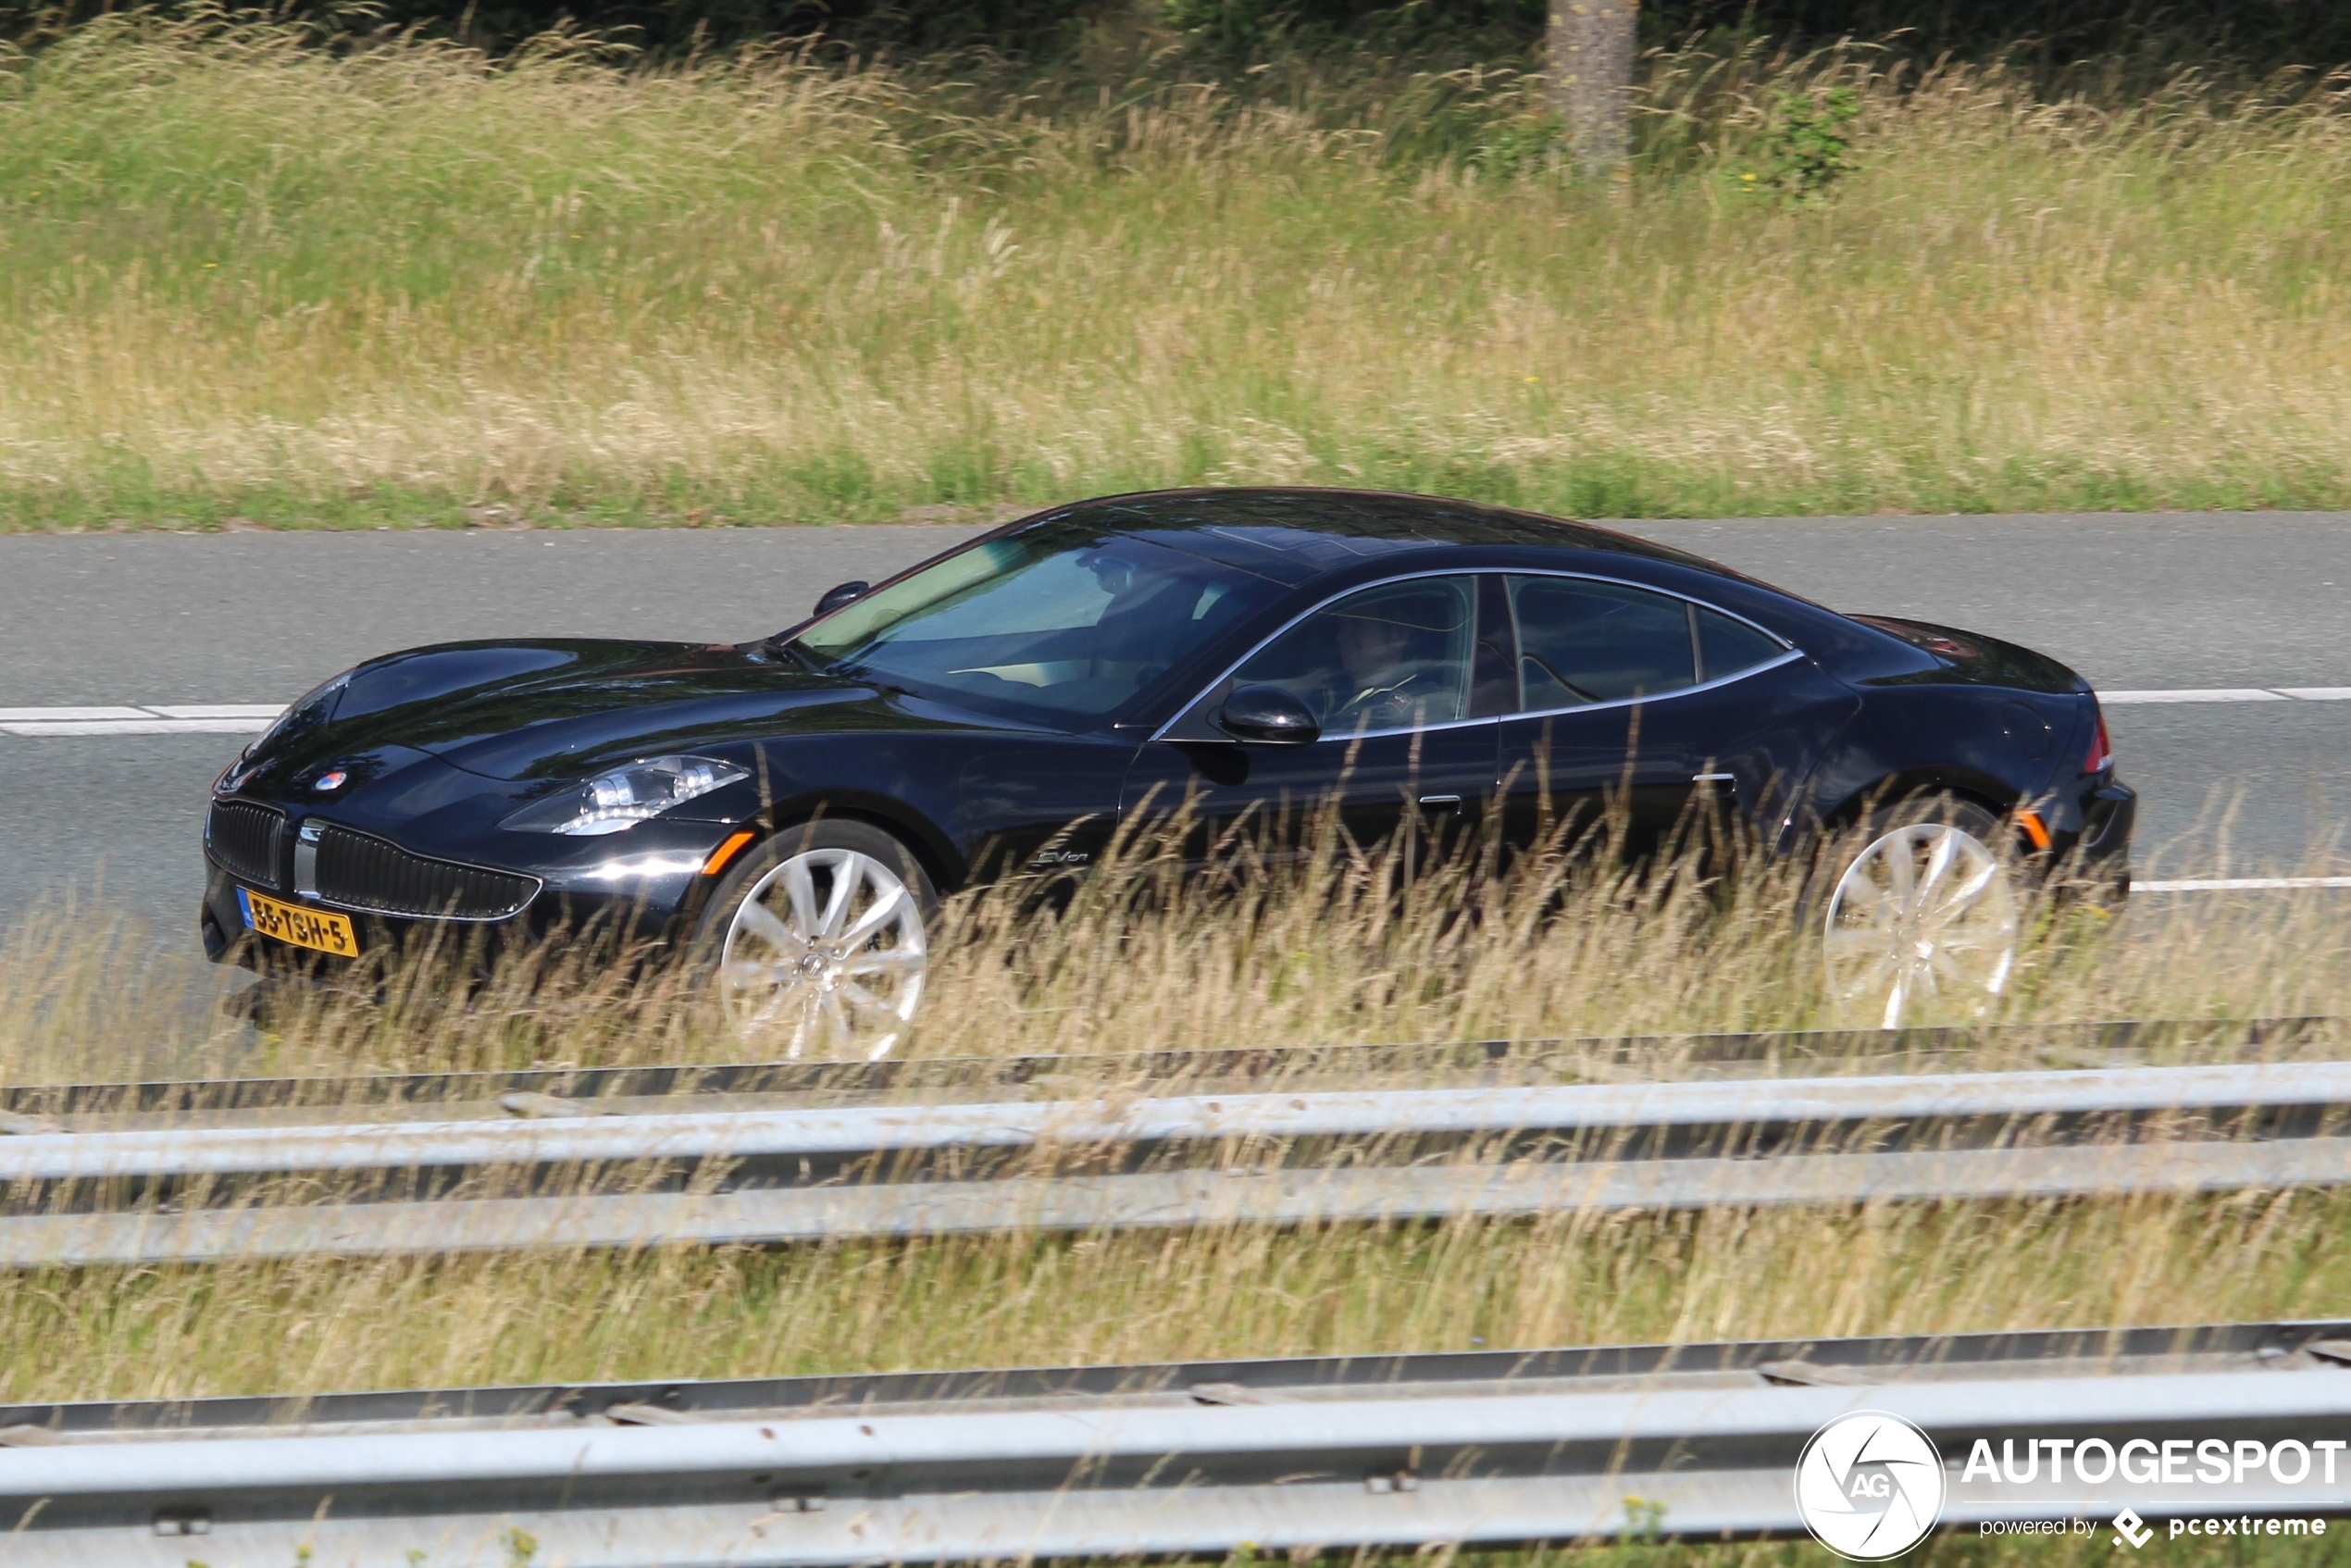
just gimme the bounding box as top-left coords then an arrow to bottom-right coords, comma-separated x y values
791,522 -> 1287,725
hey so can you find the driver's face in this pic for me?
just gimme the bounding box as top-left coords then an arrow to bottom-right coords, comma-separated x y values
1335,615 -> 1412,688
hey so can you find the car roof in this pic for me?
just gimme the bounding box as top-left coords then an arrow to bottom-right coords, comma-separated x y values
1026,488 -> 1740,586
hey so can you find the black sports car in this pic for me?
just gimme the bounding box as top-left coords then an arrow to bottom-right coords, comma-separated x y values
202,488 -> 2134,1052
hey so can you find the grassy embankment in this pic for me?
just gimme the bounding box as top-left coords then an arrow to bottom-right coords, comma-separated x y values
6,18 -> 2351,529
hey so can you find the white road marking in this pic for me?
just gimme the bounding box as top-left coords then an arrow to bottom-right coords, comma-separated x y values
0,684 -> 2344,738
2132,877 -> 2351,892
0,706 -> 154,722
0,704 -> 284,738
0,703 -> 2337,891
3,718 -> 279,736
2099,689 -> 2289,703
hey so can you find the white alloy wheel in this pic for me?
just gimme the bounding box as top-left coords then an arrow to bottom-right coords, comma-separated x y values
718,846 -> 927,1058
1822,819 -> 2021,1029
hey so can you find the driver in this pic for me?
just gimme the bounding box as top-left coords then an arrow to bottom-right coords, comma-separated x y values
1328,611 -> 1432,731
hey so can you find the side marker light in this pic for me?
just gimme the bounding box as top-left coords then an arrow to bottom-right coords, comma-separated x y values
2014,810 -> 2052,852
703,830 -> 757,877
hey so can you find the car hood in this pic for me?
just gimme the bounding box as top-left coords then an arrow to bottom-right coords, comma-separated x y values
246,639 -> 896,787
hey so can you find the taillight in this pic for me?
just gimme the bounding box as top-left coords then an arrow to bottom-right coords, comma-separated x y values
2084,706 -> 2112,773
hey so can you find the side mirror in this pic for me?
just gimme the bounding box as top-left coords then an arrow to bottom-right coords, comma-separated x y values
813,580 -> 871,617
1215,684 -> 1320,746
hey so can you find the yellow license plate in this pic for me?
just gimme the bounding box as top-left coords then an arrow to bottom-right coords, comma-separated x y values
236,887 -> 360,957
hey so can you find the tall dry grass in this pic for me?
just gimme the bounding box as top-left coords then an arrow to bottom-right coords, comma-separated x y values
6,803 -> 2348,1086
0,1188 -> 2341,1412
6,18 -> 2351,527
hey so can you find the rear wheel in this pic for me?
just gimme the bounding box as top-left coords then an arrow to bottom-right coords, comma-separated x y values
697,820 -> 935,1059
1817,800 -> 2022,1029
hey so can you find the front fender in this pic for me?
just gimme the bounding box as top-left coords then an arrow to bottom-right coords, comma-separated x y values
748,786 -> 971,894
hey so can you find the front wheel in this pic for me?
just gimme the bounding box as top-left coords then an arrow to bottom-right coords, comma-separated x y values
696,820 -> 936,1059
1816,800 -> 2022,1029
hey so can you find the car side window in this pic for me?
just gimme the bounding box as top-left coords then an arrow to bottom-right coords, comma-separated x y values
1509,577 -> 1696,708
1231,577 -> 1478,734
1508,576 -> 1788,710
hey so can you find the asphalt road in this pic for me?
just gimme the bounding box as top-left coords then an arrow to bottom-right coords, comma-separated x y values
4,511 -> 2345,951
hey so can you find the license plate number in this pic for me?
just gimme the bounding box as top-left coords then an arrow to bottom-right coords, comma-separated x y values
237,888 -> 360,957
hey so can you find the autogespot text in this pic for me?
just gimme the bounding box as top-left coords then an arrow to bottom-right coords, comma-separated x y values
1960,1437 -> 2347,1487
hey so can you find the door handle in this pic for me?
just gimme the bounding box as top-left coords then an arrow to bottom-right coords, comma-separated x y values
1418,793 -> 1465,814
1692,773 -> 1735,785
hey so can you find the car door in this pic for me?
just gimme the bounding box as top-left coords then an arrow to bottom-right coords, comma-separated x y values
1125,574 -> 1508,865
1495,574 -> 1858,864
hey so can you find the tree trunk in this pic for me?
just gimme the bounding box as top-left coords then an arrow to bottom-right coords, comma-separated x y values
1548,0 -> 1637,179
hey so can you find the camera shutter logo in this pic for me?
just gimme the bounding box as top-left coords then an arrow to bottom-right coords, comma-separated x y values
1794,1410 -> 1947,1560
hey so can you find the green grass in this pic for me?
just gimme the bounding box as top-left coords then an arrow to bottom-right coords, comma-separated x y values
6,19 -> 2351,528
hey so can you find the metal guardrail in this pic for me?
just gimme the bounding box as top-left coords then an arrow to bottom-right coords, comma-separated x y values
10,1014 -> 2340,1122
5,1057 -> 2349,1265
5,1319 -> 2350,1565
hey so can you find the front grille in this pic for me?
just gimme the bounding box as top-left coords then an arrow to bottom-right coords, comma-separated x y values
205,800 -> 285,889
311,824 -> 540,921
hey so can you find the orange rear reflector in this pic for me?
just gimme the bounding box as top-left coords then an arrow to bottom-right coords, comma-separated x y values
2014,810 -> 2052,852
702,830 -> 757,877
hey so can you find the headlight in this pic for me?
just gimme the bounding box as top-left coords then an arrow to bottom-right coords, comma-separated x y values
500,756 -> 750,837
